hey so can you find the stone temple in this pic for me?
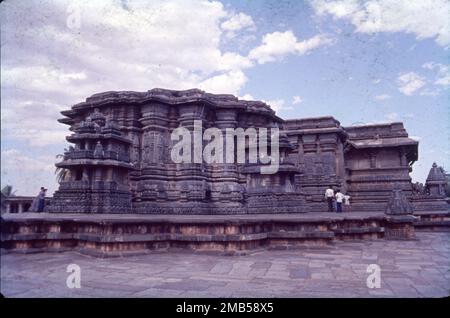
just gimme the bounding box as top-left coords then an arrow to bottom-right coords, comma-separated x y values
2,88 -> 448,256
47,88 -> 444,214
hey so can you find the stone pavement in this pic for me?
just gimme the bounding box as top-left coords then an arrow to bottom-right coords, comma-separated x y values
1,232 -> 449,298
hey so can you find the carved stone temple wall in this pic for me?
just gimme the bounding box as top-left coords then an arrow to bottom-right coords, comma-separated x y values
49,88 -> 449,214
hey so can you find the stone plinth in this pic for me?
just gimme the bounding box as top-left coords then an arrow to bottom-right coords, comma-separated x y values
413,210 -> 450,230
1,212 -> 397,257
384,187 -> 416,239
384,215 -> 417,240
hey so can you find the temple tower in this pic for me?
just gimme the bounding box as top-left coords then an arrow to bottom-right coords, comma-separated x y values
283,117 -> 347,212
49,109 -> 134,213
425,162 -> 447,196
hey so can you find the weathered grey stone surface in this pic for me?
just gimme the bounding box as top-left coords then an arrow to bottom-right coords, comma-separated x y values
0,212 -> 391,256
1,231 -> 448,297
53,89 -> 304,214
49,108 -> 134,213
49,88 -> 447,214
411,163 -> 450,212
385,187 -> 413,215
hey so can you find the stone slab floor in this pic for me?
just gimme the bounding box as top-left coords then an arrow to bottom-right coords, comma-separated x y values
1,232 -> 449,298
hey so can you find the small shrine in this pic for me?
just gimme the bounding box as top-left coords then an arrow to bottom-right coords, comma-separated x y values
49,108 -> 135,213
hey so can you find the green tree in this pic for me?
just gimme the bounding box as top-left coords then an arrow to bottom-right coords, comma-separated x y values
55,154 -> 69,183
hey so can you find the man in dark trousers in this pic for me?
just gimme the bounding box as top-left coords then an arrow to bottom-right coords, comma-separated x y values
325,186 -> 334,212
37,187 -> 47,212
335,189 -> 344,213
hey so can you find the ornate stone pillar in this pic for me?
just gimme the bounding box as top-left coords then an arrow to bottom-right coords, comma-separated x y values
216,108 -> 243,204
399,148 -> 408,166
369,151 -> 377,168
314,137 -> 324,176
335,136 -> 345,180
85,140 -> 91,151
140,102 -> 170,167
106,167 -> 114,182
93,168 -> 102,182
297,137 -> 305,171
215,109 -> 238,163
82,167 -> 90,182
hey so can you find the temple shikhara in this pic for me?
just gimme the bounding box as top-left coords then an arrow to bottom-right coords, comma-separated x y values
1,88 -> 449,256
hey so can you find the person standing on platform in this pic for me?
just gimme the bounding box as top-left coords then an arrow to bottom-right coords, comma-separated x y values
37,187 -> 47,212
335,189 -> 345,213
343,193 -> 351,212
325,186 -> 334,212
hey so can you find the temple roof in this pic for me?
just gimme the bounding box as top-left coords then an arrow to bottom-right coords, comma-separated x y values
426,162 -> 447,182
347,137 -> 418,149
60,88 -> 283,123
344,122 -> 409,140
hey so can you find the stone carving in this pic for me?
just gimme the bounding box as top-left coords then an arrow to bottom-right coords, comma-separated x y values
385,186 -> 414,215
49,108 -> 134,214
93,141 -> 104,158
50,88 -> 447,214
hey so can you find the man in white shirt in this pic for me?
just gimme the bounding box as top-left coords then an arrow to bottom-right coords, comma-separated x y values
325,186 -> 335,212
343,194 -> 351,212
335,189 -> 345,213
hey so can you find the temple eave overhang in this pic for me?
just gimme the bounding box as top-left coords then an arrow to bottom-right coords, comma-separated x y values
347,138 -> 418,149
66,133 -> 133,144
56,160 -> 135,169
65,89 -> 283,122
58,118 -> 74,125
284,127 -> 347,136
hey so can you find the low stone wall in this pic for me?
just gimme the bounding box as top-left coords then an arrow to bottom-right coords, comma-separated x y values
0,212 -> 422,257
413,211 -> 450,230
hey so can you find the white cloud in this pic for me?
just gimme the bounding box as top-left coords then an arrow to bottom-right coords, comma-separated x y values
422,62 -> 450,86
385,112 -> 398,122
422,62 -> 437,70
221,12 -> 255,39
374,94 -> 391,101
397,72 -> 426,96
434,76 -> 450,86
419,88 -> 440,97
263,99 -> 293,114
2,66 -> 90,99
1,0 -> 264,150
1,98 -> 68,146
1,149 -> 54,172
0,0 -> 266,194
1,0 -> 337,195
199,70 -> 248,95
267,99 -> 285,113
1,149 -> 58,196
292,96 -> 303,105
248,31 -> 334,64
217,52 -> 254,71
311,0 -> 450,46
238,93 -> 254,100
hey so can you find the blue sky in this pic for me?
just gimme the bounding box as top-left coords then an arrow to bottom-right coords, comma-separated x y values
1,0 -> 449,195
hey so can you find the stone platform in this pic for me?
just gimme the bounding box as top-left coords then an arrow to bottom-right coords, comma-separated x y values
2,211 -> 443,257
414,211 -> 450,230
2,231 -> 449,297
